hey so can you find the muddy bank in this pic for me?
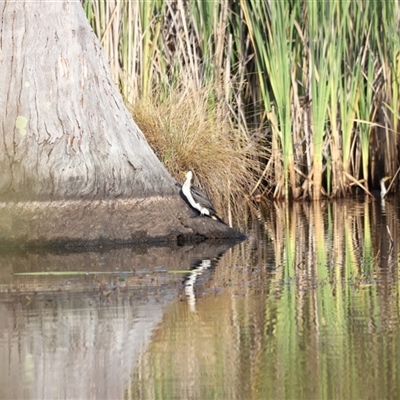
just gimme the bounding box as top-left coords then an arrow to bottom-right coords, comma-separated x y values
0,195 -> 245,248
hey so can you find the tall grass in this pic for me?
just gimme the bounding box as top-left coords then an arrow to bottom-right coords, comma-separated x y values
129,89 -> 260,224
307,0 -> 332,199
82,0 -> 400,201
241,0 -> 297,199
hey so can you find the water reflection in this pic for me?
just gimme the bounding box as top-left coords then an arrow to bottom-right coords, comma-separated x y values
0,293 -> 167,400
1,198 -> 400,399
185,259 -> 212,312
0,241 -> 237,400
131,198 -> 400,400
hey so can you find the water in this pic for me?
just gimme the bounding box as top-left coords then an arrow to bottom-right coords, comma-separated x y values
1,198 -> 400,399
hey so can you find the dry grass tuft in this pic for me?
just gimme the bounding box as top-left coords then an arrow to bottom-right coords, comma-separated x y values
129,88 -> 262,222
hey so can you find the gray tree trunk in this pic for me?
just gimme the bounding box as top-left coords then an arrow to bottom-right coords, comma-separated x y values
0,0 -> 174,201
0,1 -> 243,245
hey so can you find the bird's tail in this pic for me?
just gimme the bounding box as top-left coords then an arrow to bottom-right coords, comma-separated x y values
210,213 -> 228,225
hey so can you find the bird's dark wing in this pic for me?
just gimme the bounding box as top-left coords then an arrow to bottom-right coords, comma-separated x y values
190,182 -> 227,225
190,184 -> 217,214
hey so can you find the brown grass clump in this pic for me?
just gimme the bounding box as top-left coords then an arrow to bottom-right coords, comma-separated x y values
129,89 -> 261,222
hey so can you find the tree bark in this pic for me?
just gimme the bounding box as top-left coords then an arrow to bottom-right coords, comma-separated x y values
0,0 -> 174,200
0,1 -> 243,244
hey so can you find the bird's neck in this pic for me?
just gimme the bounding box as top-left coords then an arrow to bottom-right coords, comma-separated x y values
380,180 -> 387,198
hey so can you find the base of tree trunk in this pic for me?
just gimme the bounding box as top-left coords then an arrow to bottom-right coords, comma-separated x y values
0,196 -> 245,248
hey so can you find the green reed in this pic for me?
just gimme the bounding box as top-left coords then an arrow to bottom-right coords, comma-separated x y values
307,0 -> 332,199
373,1 -> 400,177
82,0 -> 400,201
357,48 -> 375,191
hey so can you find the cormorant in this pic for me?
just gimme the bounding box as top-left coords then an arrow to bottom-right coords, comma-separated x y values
182,171 -> 226,224
380,176 -> 391,199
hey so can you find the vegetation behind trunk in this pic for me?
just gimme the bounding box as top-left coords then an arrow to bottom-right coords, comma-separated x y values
83,0 -> 400,200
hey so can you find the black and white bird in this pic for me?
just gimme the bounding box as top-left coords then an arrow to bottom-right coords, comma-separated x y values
380,176 -> 391,199
181,171 -> 226,224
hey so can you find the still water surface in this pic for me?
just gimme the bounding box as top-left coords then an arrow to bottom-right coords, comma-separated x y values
1,198 -> 400,399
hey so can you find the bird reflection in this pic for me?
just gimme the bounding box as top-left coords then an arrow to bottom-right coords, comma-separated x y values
377,176 -> 395,255
184,259 -> 211,312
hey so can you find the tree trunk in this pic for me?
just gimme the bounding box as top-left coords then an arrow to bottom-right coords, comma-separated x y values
0,1 -> 242,244
0,0 -> 174,200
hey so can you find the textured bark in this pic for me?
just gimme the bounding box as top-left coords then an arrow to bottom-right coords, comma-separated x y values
0,1 -> 174,201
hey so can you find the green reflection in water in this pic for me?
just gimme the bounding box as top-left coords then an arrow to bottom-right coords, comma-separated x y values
129,199 -> 400,400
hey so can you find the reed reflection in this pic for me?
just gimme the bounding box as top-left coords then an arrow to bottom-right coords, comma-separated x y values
131,198 -> 400,400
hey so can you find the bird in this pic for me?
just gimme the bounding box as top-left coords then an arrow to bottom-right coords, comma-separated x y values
380,176 -> 391,199
181,171 -> 226,224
